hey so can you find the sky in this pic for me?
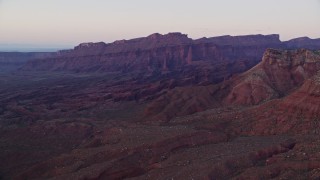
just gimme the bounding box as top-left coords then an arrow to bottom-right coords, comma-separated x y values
0,0 -> 319,51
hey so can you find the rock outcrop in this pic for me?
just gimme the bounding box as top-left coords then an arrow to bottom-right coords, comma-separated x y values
145,49 -> 320,125
224,49 -> 320,106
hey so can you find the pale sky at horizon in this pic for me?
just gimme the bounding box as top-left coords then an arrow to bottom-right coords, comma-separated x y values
0,0 -> 320,51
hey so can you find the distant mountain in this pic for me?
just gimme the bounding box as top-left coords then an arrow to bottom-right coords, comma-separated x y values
194,34 -> 281,46
283,37 -> 320,49
0,52 -> 55,72
21,33 -> 320,74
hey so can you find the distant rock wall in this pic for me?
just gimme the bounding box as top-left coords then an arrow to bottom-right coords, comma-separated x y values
20,33 -> 320,84
21,33 -> 285,74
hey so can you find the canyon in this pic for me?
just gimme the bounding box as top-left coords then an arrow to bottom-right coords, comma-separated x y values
1,33 -> 320,179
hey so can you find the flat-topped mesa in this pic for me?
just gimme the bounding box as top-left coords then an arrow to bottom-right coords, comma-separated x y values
74,33 -> 279,53
111,32 -> 191,47
148,32 -> 188,38
105,32 -> 192,52
112,32 -> 190,44
68,32 -> 193,56
287,37 -> 312,42
195,34 -> 281,46
284,37 -> 320,50
20,33 -> 320,74
74,42 -> 107,50
147,32 -> 191,43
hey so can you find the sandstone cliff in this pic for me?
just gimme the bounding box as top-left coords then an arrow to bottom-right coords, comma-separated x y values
145,49 -> 320,124
224,49 -> 320,105
21,33 -> 320,86
21,33 -> 283,74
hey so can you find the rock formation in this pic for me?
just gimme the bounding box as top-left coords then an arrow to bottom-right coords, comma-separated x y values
2,33 -> 320,179
20,33 -> 320,88
224,49 -> 320,106
21,33 -> 284,75
145,49 -> 320,128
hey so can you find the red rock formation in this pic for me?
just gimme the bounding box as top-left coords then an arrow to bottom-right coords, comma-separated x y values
21,33 -> 282,75
3,34 -> 320,180
232,74 -> 320,135
145,49 -> 320,126
224,49 -> 320,106
20,33 -> 320,89
3,48 -> 320,179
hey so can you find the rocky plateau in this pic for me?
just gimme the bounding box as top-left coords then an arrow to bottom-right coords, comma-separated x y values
1,33 -> 320,179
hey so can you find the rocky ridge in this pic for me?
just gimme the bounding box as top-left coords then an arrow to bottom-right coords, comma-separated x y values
21,33 -> 320,75
21,33 -> 283,74
145,49 -> 320,130
224,49 -> 320,106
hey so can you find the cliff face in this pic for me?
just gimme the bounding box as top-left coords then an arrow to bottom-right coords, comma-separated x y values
21,33 -> 284,74
224,49 -> 320,106
224,52 -> 320,135
145,49 -> 320,125
21,33 -> 320,78
19,33 -> 320,90
284,37 -> 320,50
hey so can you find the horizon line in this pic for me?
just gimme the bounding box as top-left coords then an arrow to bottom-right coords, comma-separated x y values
1,32 -> 319,52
